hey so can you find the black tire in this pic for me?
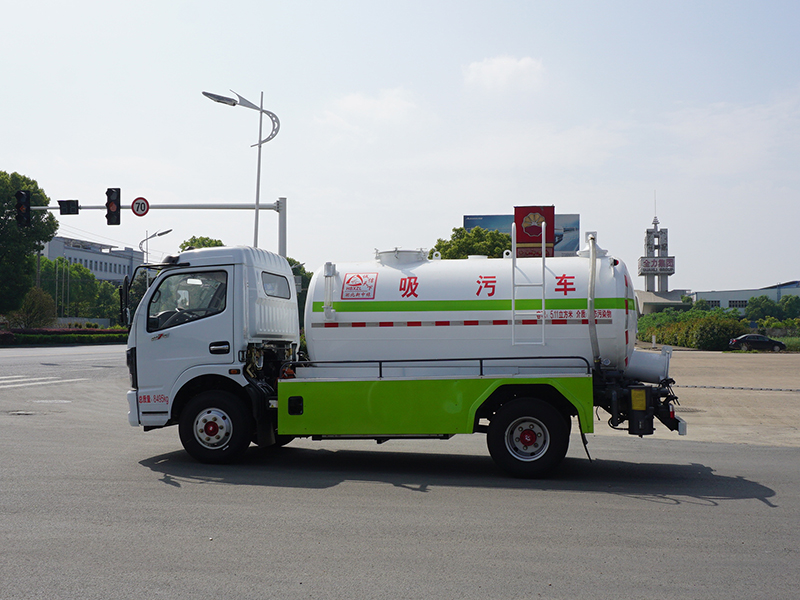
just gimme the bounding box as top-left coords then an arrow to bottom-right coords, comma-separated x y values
741,343 -> 750,352
178,390 -> 253,464
773,345 -> 782,353
487,399 -> 570,478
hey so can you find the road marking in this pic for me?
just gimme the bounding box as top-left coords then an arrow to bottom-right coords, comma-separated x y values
0,378 -> 89,390
677,384 -> 800,393
32,400 -> 73,404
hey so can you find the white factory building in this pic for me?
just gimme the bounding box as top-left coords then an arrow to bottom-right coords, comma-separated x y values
43,236 -> 144,285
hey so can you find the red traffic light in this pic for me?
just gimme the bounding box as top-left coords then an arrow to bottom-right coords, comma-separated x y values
105,188 -> 121,225
15,190 -> 31,227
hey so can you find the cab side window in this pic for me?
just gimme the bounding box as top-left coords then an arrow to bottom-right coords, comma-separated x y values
147,271 -> 227,332
262,272 -> 291,299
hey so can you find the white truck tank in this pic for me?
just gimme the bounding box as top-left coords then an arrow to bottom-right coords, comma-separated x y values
304,240 -> 666,381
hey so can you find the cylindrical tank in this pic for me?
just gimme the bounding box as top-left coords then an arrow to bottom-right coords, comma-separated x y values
304,243 -> 649,377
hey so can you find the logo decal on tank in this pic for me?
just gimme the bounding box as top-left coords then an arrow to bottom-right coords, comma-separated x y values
342,273 -> 378,300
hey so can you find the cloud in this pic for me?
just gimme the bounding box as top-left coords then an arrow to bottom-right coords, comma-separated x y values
462,56 -> 545,92
314,88 -> 421,146
318,88 -> 417,128
657,90 -> 800,179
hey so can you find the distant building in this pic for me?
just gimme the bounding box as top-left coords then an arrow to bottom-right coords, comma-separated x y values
634,215 -> 684,315
693,282 -> 800,316
634,289 -> 692,316
638,216 -> 675,293
43,236 -> 143,285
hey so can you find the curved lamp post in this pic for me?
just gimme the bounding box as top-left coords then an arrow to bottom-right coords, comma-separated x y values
139,229 -> 173,264
139,229 -> 172,286
203,90 -> 280,248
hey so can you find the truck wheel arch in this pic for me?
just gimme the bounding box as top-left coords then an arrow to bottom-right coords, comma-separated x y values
474,384 -> 576,433
171,374 -> 248,425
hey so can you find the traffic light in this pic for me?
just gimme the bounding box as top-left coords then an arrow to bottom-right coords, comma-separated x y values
15,190 -> 31,227
105,188 -> 121,225
58,200 -> 79,215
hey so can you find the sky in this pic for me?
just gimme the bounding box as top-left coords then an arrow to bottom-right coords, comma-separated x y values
2,0 -> 799,292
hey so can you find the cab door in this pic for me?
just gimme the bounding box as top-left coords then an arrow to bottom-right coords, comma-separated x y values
135,267 -> 233,424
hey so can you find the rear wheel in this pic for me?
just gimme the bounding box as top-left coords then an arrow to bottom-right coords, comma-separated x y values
487,399 -> 569,478
179,390 -> 253,463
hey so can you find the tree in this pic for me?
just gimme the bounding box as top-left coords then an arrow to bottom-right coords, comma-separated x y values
95,281 -> 121,324
744,295 -> 782,321
429,227 -> 512,259
38,257 -> 98,319
0,171 -> 59,313
11,287 -> 56,328
287,257 -> 313,328
778,294 -> 800,319
179,236 -> 224,251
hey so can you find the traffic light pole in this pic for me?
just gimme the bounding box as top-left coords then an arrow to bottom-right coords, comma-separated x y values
28,198 -> 288,256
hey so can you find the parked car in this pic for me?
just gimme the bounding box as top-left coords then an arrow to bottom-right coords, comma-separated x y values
729,334 -> 786,352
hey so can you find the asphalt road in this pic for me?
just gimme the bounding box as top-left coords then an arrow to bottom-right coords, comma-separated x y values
1,345 -> 799,599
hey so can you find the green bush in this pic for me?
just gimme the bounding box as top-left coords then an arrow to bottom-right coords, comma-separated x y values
691,315 -> 749,350
638,307 -> 747,350
3,333 -> 127,346
779,337 -> 800,352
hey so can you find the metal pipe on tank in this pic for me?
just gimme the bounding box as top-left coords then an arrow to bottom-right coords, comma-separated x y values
323,262 -> 336,321
587,234 -> 601,367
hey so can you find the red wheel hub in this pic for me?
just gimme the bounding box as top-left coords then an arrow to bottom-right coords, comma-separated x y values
519,428 -> 537,446
204,421 -> 220,436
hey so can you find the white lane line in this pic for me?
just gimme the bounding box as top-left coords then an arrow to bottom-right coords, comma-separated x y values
32,400 -> 73,404
0,378 -> 90,390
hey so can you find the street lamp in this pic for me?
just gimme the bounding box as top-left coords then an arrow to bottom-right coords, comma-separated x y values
203,89 -> 280,248
139,229 -> 173,264
139,229 -> 172,286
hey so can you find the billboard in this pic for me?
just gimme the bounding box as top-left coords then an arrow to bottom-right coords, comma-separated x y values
463,212 -> 580,257
638,257 -> 676,275
514,206 -> 555,257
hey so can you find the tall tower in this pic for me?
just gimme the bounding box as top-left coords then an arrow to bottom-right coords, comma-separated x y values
638,216 -> 675,292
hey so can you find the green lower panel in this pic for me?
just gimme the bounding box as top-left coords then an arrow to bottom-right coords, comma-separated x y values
277,376 -> 594,436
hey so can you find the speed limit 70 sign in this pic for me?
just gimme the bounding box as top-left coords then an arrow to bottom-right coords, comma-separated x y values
132,197 -> 149,217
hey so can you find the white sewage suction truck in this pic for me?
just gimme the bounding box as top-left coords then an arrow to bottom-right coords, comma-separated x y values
123,234 -> 685,477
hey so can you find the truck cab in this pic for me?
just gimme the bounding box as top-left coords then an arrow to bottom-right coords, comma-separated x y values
126,246 -> 299,460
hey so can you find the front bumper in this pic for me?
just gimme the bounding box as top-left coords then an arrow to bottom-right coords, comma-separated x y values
127,389 -> 139,427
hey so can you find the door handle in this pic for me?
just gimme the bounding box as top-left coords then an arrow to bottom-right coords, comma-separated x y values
209,341 -> 230,355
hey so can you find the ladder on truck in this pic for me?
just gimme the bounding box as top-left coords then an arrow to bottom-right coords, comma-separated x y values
511,222 -> 546,346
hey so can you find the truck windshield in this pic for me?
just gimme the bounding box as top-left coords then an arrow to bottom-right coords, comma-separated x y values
147,270 -> 227,332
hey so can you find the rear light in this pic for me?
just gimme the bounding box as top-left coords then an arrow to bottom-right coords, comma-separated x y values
126,348 -> 138,389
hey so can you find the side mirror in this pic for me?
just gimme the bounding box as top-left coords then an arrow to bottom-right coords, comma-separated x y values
119,275 -> 130,327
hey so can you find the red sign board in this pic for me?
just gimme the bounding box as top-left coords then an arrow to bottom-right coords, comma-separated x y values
514,206 -> 555,257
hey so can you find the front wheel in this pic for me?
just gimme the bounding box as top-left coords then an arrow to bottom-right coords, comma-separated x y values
179,390 -> 253,464
487,399 -> 570,478
773,345 -> 782,353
